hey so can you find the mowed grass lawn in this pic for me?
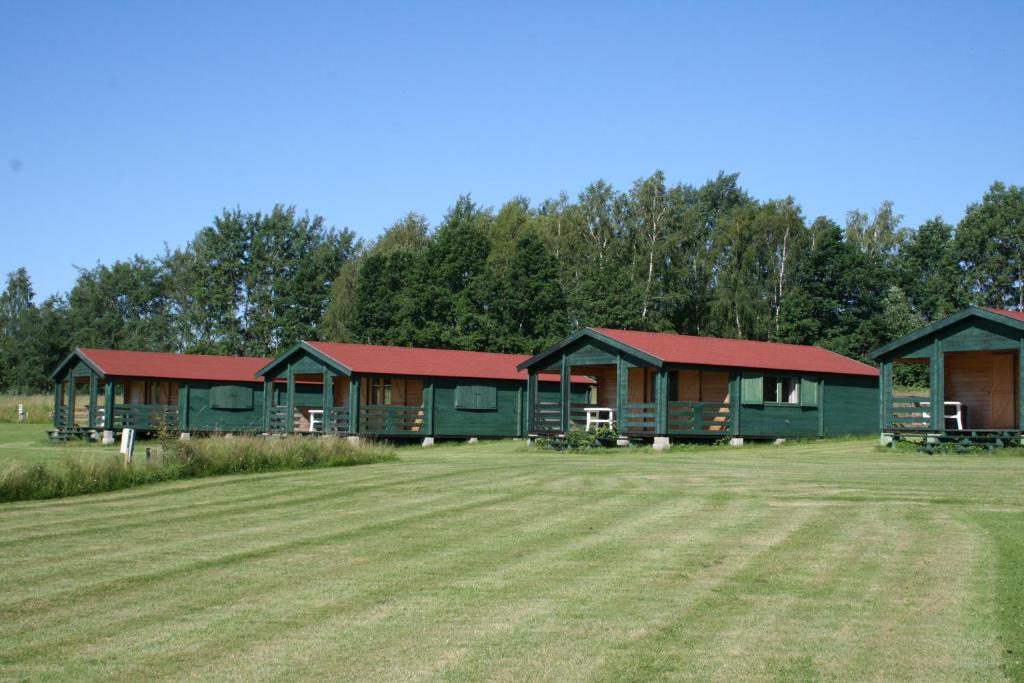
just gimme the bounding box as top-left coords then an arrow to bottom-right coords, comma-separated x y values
2,426 -> 1024,681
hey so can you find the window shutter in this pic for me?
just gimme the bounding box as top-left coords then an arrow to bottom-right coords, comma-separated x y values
800,377 -> 819,407
455,384 -> 497,410
210,384 -> 254,410
740,374 -> 763,406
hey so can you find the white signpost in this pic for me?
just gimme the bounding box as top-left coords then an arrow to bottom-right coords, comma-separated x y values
119,428 -> 136,464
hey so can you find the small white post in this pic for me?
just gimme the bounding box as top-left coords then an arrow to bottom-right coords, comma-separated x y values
120,428 -> 136,464
17,403 -> 25,422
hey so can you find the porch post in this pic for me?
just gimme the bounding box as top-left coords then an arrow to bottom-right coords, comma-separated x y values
104,381 -> 115,430
53,381 -> 62,429
559,355 -> 570,433
323,367 -> 334,433
527,370 -> 537,434
178,383 -> 190,433
1019,337 -> 1023,432
348,374 -> 360,434
881,361 -> 893,431
88,374 -> 98,428
515,385 -> 523,438
67,375 -> 76,427
655,367 -> 668,435
616,355 -> 628,432
286,363 -> 295,434
423,380 -> 434,437
931,340 -> 944,432
262,378 -> 272,432
729,372 -> 740,436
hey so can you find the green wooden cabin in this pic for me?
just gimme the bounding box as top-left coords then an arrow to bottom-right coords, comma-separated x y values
518,327 -> 879,445
256,341 -> 592,441
869,307 -> 1024,442
50,348 -> 270,439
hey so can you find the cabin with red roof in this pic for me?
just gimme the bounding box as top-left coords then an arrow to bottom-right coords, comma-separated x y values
869,306 -> 1024,445
518,327 -> 880,445
49,348 -> 271,440
254,341 -> 593,440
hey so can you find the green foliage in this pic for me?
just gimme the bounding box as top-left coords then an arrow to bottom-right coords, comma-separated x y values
0,435 -> 397,503
955,181 -> 1024,309
6,174 -> 1024,396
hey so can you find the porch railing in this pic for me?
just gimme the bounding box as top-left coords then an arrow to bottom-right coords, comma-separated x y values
323,407 -> 350,435
891,395 -> 932,430
268,406 -> 292,433
620,402 -> 656,435
113,404 -> 180,431
359,405 -> 426,436
667,401 -> 730,435
531,401 -> 561,434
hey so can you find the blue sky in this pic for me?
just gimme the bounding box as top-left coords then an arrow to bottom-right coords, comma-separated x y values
2,1 -> 1022,300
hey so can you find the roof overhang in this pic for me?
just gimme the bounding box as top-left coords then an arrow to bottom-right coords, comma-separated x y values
868,306 -> 1024,361
255,341 -> 353,378
516,328 -> 663,372
49,348 -> 105,381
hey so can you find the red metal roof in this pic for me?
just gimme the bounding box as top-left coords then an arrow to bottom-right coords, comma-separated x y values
79,348 -> 270,383
306,341 -> 592,383
592,328 -> 879,377
988,308 -> 1024,322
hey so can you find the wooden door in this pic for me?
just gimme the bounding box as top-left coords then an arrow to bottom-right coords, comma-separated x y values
991,353 -> 1016,428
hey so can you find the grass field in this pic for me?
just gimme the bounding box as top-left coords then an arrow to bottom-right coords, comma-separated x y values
2,426 -> 1023,681
0,394 -> 53,424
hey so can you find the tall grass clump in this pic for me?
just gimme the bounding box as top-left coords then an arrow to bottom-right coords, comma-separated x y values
0,395 -> 54,424
0,435 -> 397,503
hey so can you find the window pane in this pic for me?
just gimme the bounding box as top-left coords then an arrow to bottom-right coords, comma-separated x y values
763,376 -> 779,403
782,377 -> 799,404
383,380 -> 392,406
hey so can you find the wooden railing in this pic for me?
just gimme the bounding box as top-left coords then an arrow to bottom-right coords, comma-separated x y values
359,405 -> 426,435
620,402 -> 656,435
891,395 -> 931,430
531,401 -> 562,434
667,401 -> 730,435
113,404 -> 179,431
268,406 -> 292,433
323,407 -> 350,435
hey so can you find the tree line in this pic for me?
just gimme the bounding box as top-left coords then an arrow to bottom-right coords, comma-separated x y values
2,172 -> 1022,393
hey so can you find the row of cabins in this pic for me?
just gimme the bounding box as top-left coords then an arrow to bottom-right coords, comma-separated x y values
51,329 -> 880,445
50,307 -> 1024,445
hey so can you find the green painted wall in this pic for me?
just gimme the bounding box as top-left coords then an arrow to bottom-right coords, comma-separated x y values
735,372 -> 877,438
185,381 -> 266,432
822,375 -> 879,436
432,378 -> 586,437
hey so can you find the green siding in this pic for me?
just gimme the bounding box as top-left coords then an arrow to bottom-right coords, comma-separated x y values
738,404 -> 820,438
822,375 -> 879,436
186,381 -> 266,432
434,378 -> 586,438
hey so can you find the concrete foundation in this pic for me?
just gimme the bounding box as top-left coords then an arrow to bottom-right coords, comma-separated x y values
179,432 -> 191,442
729,437 -> 744,447
880,433 -> 894,447
616,437 -> 630,446
346,436 -> 362,447
652,436 -> 671,450
773,438 -> 786,446
467,437 -> 479,444
101,430 -> 115,445
422,437 -> 435,447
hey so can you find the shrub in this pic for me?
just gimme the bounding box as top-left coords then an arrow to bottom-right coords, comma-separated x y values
0,435 -> 397,503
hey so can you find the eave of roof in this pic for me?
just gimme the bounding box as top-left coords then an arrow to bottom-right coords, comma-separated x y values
868,306 -> 1024,360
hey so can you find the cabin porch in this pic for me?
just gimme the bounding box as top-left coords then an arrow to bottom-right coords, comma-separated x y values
884,349 -> 1021,439
53,371 -> 182,437
528,360 -> 732,439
